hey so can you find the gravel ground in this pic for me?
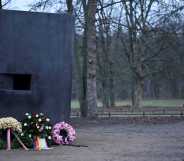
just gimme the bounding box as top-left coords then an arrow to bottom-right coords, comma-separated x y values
0,118 -> 184,161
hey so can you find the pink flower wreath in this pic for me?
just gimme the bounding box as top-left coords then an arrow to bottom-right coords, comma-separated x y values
52,122 -> 76,145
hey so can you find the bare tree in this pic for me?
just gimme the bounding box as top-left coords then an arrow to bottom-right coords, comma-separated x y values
78,0 -> 88,118
119,0 -> 169,109
66,0 -> 73,14
97,0 -> 115,108
0,0 -> 2,9
86,0 -> 98,118
0,0 -> 12,9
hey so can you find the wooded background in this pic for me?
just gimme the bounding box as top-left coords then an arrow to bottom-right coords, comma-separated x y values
1,0 -> 184,118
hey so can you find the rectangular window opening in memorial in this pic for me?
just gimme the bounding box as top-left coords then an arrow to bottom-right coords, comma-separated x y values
0,74 -> 32,91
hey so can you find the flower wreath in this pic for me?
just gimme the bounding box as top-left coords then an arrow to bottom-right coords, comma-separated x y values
52,122 -> 76,145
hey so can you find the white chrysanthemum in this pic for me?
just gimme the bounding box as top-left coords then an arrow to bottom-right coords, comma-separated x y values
24,123 -> 27,126
0,117 -> 22,133
38,118 -> 42,122
28,115 -> 31,119
48,126 -> 52,130
36,114 -> 39,118
25,113 -> 29,116
48,136 -> 52,140
28,134 -> 32,138
46,118 -> 50,122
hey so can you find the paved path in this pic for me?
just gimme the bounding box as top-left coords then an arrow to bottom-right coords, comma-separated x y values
0,120 -> 184,161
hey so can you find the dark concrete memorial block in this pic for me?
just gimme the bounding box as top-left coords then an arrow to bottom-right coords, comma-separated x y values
0,10 -> 74,123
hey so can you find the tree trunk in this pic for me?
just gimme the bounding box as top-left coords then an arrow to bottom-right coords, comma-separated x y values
86,0 -> 98,118
74,34 -> 88,118
170,79 -> 179,98
132,75 -> 144,110
98,14 -> 114,109
66,0 -> 73,14
79,25 -> 88,117
0,0 -> 2,9
76,1 -> 88,118
152,80 -> 160,99
65,0 -> 73,120
101,80 -> 110,108
109,62 -> 115,107
179,78 -> 184,99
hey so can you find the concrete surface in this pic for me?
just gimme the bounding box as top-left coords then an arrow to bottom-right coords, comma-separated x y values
0,119 -> 184,161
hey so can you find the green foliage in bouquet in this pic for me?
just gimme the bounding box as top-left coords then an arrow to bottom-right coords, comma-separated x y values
11,133 -> 33,149
0,129 -> 7,149
0,139 -> 6,149
0,126 -> 33,149
21,113 -> 53,145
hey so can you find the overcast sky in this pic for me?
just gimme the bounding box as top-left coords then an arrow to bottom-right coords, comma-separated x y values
3,0 -> 34,10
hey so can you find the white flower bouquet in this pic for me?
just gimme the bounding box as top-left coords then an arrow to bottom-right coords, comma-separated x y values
0,117 -> 22,133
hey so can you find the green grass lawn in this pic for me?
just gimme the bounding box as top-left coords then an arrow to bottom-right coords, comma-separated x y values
71,99 -> 184,109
